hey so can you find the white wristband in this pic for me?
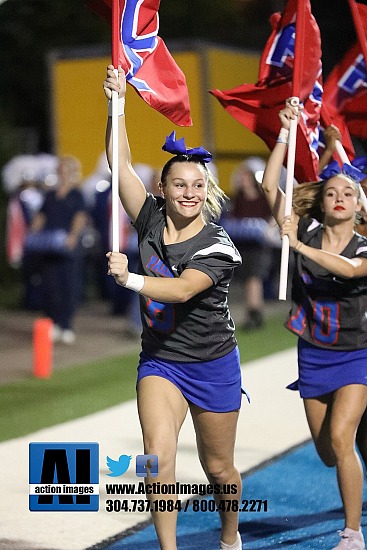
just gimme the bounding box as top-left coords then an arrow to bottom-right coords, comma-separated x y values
108,97 -> 125,117
277,127 -> 289,144
124,272 -> 144,292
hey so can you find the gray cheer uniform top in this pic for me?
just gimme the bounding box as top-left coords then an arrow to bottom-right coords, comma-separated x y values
287,217 -> 367,350
133,194 -> 242,362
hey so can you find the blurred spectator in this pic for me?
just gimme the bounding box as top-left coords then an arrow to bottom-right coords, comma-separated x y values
134,162 -> 161,196
81,151 -> 111,211
3,154 -> 58,267
106,162 -> 161,337
27,155 -> 88,344
85,157 -> 159,338
222,157 -> 280,330
3,154 -> 58,308
80,152 -> 111,299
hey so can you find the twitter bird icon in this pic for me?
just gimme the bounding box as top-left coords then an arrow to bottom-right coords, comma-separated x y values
106,454 -> 132,477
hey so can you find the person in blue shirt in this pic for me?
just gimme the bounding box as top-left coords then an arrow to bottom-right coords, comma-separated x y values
30,156 -> 87,343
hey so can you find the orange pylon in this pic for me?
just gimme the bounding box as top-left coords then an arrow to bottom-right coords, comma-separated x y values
33,318 -> 53,378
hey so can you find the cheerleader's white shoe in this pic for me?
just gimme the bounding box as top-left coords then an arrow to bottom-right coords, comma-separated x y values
332,528 -> 365,550
220,531 -> 242,550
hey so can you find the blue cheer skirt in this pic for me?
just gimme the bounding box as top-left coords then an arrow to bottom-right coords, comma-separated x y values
287,338 -> 367,398
137,346 -> 246,412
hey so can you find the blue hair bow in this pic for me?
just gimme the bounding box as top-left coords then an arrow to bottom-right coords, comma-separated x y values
162,131 -> 212,163
319,160 -> 366,184
351,156 -> 367,173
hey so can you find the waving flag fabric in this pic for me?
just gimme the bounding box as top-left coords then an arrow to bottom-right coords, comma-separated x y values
323,45 -> 367,140
210,0 -> 323,182
256,0 -> 320,98
86,0 -> 192,126
348,0 -> 367,61
322,1 -> 367,140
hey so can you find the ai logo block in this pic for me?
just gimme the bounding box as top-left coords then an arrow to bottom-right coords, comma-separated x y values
29,442 -> 99,511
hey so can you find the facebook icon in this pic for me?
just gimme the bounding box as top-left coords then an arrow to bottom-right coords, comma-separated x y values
136,454 -> 158,477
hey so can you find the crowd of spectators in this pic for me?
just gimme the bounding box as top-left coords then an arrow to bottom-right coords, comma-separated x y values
2,151 -> 286,342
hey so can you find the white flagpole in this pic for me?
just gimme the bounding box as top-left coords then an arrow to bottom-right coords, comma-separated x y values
278,97 -> 299,301
111,69 -> 120,253
335,140 -> 351,165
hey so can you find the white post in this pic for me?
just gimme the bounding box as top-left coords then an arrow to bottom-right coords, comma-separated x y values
279,97 -> 299,301
111,69 -> 120,252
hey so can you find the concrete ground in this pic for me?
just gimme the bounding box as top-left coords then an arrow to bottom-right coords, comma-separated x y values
0,348 -> 309,550
0,287 -> 305,550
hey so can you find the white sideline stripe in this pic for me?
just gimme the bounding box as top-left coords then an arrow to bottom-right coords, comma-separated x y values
0,347 -> 310,550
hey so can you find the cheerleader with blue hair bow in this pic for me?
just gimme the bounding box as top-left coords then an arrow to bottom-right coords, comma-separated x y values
103,65 -> 245,550
262,99 -> 367,550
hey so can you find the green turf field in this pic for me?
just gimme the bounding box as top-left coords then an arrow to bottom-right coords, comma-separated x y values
0,314 -> 296,442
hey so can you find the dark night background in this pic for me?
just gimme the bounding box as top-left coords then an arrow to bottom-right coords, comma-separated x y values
0,0 -> 361,286
0,0 -> 359,159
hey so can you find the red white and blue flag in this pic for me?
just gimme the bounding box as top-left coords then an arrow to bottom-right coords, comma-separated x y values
210,0 -> 326,182
348,0 -> 367,61
255,0 -> 320,98
86,0 -> 192,126
323,1 -> 367,140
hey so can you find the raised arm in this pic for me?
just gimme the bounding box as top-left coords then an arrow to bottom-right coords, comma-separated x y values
318,124 -> 342,173
104,65 -> 147,222
261,102 -> 299,227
